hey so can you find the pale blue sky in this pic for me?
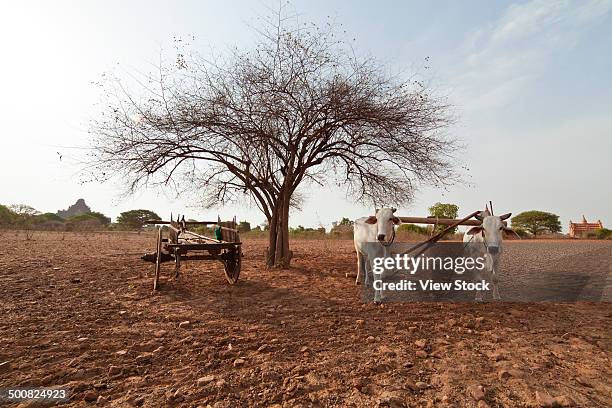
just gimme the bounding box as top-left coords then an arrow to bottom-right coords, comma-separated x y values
1,0 -> 610,231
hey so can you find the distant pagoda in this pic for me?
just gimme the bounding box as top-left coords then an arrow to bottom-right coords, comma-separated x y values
57,198 -> 91,219
568,215 -> 603,238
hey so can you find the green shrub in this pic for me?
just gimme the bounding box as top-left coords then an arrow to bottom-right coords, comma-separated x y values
398,223 -> 428,235
290,226 -> 326,239
0,204 -> 16,225
191,225 -> 213,235
595,228 -> 612,240
116,209 -> 161,230
8,204 -> 39,228
328,218 -> 353,239
428,202 -> 459,234
238,221 -> 251,232
34,212 -> 64,223
68,212 -> 111,225
511,210 -> 561,237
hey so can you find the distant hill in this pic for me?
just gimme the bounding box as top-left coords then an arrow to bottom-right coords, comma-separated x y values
57,199 -> 91,219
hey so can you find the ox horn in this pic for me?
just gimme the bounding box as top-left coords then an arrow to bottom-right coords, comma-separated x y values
484,203 -> 491,216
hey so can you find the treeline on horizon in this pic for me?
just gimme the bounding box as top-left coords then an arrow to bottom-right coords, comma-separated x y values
0,202 -> 360,238
1,202 -> 609,240
0,202 -> 432,239
0,204 -> 162,232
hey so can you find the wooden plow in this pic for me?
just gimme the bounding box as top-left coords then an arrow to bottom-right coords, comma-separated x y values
396,202 -> 508,257
396,211 -> 482,258
142,215 -> 242,290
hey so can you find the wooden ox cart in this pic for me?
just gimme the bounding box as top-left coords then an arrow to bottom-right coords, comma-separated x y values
142,215 -> 242,290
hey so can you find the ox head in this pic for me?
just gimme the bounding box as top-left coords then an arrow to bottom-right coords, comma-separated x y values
466,209 -> 515,254
365,207 -> 401,242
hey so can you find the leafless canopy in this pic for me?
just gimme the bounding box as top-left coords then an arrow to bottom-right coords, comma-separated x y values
89,12 -> 459,266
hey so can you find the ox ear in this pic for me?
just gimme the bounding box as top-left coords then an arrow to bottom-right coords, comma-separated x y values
502,226 -> 521,239
499,212 -> 512,220
365,216 -> 378,224
392,216 -> 401,225
466,226 -> 483,235
475,212 -> 483,221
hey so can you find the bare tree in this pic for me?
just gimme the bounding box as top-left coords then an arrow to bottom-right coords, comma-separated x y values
9,204 -> 39,240
89,11 -> 459,267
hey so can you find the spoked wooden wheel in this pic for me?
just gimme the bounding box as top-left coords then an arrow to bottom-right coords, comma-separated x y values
153,227 -> 163,291
223,246 -> 242,284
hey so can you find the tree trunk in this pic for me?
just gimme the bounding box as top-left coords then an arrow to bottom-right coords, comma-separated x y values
265,191 -> 292,268
275,192 -> 292,267
266,208 -> 279,266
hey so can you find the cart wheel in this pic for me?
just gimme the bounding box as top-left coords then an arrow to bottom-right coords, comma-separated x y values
153,227 -> 162,291
223,246 -> 241,284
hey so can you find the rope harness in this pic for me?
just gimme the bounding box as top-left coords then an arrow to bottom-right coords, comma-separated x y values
463,230 -> 489,252
379,226 -> 396,247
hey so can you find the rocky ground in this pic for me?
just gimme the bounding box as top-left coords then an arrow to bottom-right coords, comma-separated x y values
0,231 -> 610,407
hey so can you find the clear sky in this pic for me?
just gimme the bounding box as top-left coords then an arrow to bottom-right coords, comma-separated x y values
1,0 -> 611,231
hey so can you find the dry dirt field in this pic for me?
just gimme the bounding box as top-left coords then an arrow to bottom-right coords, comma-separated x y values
0,231 -> 610,407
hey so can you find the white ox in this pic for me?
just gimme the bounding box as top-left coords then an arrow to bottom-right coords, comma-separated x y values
354,208 -> 401,303
463,209 -> 515,301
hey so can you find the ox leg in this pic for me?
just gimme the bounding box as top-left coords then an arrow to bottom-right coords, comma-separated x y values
372,247 -> 391,304
364,255 -> 370,286
492,272 -> 501,300
474,262 -> 484,303
476,253 -> 495,302
355,251 -> 365,285
374,274 -> 383,303
372,260 -> 382,304
491,266 -> 501,300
